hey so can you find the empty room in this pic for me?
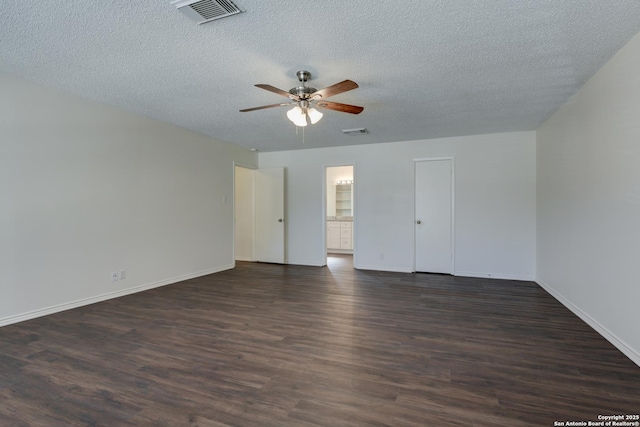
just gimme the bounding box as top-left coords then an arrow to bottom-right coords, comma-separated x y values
2,1 -> 640,426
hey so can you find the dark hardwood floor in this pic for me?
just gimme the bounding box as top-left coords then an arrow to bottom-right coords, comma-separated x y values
1,255 -> 639,426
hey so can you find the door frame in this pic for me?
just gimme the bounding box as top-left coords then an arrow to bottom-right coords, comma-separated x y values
322,163 -> 357,268
412,157 -> 455,274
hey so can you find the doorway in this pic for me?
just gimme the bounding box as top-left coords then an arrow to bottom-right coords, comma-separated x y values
414,158 -> 454,274
234,165 -> 254,262
325,165 -> 355,268
234,165 -> 285,264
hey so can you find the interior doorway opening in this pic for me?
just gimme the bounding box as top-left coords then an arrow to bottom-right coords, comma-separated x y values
234,165 -> 254,262
234,165 -> 286,264
325,165 -> 355,268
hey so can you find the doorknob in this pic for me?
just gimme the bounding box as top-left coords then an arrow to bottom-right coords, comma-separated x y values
416,220 -> 422,224
278,218 -> 283,222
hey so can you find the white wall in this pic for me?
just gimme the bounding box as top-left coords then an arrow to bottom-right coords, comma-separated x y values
234,166 -> 254,261
259,132 -> 536,278
0,73 -> 257,325
537,31 -> 640,365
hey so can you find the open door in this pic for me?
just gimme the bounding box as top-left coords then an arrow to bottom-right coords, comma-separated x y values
254,167 -> 285,263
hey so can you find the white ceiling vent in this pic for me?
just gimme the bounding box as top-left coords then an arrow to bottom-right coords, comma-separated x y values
172,0 -> 245,24
341,128 -> 368,135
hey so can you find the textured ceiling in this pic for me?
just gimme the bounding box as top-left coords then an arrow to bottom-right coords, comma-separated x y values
2,1 -> 640,152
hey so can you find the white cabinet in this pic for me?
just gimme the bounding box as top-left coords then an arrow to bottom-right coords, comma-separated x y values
327,221 -> 341,249
327,220 -> 353,252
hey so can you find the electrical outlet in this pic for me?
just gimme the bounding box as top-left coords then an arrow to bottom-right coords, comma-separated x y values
380,252 -> 384,260
111,271 -> 119,282
119,270 -> 126,280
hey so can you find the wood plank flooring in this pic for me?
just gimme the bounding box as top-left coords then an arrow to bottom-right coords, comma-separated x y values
1,255 -> 639,426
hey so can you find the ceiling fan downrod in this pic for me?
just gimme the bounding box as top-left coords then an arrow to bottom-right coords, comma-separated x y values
296,70 -> 311,83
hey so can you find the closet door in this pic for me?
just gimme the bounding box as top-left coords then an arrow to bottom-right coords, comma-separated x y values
254,167 -> 285,263
415,159 -> 453,273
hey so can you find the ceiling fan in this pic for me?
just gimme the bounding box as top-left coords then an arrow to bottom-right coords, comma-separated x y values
239,70 -> 364,127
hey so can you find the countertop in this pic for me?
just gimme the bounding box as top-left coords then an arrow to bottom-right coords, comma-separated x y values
327,217 -> 353,221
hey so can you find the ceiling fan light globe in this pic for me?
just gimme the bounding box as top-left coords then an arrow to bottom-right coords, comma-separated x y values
307,107 -> 323,124
287,106 -> 308,127
293,116 -> 308,127
287,106 -> 303,121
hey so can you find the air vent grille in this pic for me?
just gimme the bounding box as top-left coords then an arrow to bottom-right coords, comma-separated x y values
172,0 -> 244,24
341,128 -> 368,135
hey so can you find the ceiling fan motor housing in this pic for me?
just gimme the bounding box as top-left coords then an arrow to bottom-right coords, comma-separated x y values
289,70 -> 317,99
289,86 -> 317,99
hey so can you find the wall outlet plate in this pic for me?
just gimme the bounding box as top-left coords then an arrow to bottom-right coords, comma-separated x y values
111,271 -> 119,282
119,270 -> 126,280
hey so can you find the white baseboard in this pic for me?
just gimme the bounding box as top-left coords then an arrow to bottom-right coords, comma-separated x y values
355,264 -> 413,273
537,279 -> 640,368
0,264 -> 235,328
454,271 -> 535,281
235,257 -> 255,262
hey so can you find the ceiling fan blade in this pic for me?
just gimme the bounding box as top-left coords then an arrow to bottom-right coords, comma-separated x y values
311,80 -> 359,99
239,102 -> 291,112
316,100 -> 364,114
255,84 -> 296,99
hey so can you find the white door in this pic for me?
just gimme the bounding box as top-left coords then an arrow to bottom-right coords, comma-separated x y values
254,167 -> 285,263
415,159 -> 453,273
